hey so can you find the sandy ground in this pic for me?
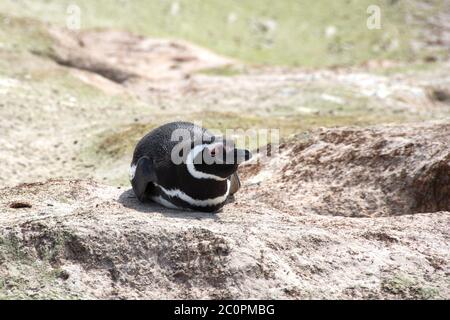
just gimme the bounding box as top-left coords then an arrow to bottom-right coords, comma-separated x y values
0,23 -> 449,299
0,122 -> 449,299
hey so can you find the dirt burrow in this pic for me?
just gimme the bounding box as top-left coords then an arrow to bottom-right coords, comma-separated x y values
0,122 -> 449,299
241,122 -> 450,217
0,178 -> 448,299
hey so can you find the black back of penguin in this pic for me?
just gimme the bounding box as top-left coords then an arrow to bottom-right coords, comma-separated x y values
132,121 -> 209,168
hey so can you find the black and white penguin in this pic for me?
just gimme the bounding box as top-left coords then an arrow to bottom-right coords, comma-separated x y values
130,122 -> 252,212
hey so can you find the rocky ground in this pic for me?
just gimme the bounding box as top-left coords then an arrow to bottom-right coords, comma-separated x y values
0,4 -> 449,299
0,122 -> 449,299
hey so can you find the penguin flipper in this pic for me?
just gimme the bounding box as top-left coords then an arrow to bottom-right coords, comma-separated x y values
229,172 -> 241,195
131,156 -> 156,202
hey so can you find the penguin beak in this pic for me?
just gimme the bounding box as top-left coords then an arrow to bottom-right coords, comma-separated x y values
216,140 -> 251,165
234,148 -> 252,164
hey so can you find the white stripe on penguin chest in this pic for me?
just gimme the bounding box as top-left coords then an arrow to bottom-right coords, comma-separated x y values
156,180 -> 230,208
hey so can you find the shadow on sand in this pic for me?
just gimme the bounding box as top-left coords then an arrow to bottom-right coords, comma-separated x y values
117,188 -> 219,221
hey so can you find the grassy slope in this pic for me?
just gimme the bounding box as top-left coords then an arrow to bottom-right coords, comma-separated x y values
0,0 -> 436,67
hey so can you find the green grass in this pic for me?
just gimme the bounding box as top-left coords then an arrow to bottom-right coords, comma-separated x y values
0,0 -> 436,67
0,232 -> 86,299
381,274 -> 441,299
198,66 -> 244,77
0,235 -> 28,262
0,12 -> 54,55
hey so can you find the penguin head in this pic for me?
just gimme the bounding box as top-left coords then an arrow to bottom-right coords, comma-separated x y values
186,139 -> 252,180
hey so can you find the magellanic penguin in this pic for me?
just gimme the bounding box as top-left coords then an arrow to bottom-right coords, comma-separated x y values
130,122 -> 252,212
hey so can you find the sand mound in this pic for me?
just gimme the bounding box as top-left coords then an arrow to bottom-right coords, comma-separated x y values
45,28 -> 234,92
0,122 -> 449,299
247,122 -> 450,217
51,28 -> 233,80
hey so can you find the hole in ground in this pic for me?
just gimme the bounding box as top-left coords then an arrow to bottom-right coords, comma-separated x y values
9,201 -> 32,209
412,155 -> 450,213
429,87 -> 450,103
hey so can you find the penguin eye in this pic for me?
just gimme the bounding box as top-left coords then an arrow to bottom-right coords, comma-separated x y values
208,144 -> 223,157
